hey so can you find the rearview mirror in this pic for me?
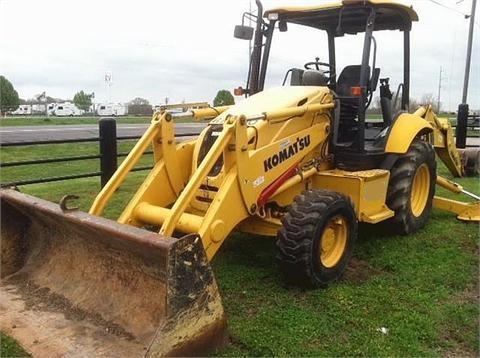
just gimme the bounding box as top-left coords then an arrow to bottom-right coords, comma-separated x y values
234,25 -> 254,40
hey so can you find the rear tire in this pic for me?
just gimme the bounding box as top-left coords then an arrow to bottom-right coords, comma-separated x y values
386,140 -> 436,235
276,189 -> 357,288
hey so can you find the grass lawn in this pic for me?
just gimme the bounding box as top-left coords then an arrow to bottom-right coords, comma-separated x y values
0,333 -> 31,357
0,140 -> 152,187
0,139 -> 478,356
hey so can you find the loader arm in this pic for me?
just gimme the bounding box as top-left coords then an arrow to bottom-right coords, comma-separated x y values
90,111 -> 181,216
94,89 -> 334,261
114,115 -> 251,260
92,107 -> 231,217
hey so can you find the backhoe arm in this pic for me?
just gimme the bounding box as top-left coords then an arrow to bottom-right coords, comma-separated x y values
433,176 -> 480,221
411,106 -> 479,221
418,106 -> 464,177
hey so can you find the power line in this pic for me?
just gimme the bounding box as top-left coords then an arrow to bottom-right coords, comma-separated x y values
428,0 -> 470,17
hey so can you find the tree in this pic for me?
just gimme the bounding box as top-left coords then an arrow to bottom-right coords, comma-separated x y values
366,95 -> 382,115
73,90 -> 93,111
420,93 -> 438,112
213,90 -> 234,107
128,97 -> 152,116
0,75 -> 20,115
129,97 -> 150,106
409,97 -> 420,111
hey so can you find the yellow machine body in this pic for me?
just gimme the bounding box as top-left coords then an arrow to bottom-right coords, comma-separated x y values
91,87 -> 479,254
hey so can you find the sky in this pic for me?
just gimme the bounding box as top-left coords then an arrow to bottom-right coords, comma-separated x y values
0,0 -> 478,111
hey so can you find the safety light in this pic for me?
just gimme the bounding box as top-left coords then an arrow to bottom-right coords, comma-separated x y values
350,86 -> 363,96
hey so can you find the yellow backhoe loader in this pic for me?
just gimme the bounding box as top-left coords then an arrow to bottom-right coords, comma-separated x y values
1,0 -> 479,356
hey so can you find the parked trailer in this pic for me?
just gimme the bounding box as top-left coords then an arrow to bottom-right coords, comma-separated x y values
96,103 -> 127,116
10,105 -> 32,115
53,103 -> 84,116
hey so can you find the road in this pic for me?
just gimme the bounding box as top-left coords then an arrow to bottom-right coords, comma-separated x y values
464,137 -> 480,146
0,123 -> 207,144
0,122 -> 478,146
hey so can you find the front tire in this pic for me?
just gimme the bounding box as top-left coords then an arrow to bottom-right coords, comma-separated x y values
386,140 -> 436,235
276,189 -> 357,288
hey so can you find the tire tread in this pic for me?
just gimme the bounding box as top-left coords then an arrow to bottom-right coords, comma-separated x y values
276,189 -> 357,287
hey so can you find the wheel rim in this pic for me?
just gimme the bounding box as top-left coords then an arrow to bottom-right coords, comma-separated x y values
410,163 -> 430,217
319,215 -> 348,268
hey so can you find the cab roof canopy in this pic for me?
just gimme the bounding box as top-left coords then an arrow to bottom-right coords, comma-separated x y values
264,0 -> 418,34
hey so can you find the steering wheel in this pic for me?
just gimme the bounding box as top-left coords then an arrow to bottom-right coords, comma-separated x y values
304,57 -> 335,82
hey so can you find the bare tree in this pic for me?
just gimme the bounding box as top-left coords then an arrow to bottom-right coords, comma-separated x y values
420,93 -> 438,112
409,97 -> 420,112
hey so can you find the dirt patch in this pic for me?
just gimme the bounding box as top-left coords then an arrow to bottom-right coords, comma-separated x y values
459,234 -> 479,255
439,325 -> 479,358
449,285 -> 480,306
439,277 -> 479,358
441,346 -> 478,358
245,306 -> 260,317
343,258 -> 385,284
3,273 -> 135,340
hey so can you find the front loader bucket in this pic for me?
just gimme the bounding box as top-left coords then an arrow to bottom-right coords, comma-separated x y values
0,189 -> 227,357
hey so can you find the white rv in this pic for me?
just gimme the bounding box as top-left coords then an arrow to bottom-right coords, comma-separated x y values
96,103 -> 127,116
53,103 -> 84,116
11,105 -> 32,115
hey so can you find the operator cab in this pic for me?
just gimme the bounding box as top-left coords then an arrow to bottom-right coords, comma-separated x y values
234,0 -> 418,170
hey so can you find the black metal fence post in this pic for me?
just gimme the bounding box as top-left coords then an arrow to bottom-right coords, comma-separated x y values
456,103 -> 468,149
99,118 -> 118,188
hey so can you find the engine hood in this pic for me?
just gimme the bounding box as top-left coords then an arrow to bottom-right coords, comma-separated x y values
211,86 -> 332,124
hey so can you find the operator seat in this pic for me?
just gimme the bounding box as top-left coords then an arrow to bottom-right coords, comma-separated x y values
334,65 -> 366,143
336,65 -> 367,122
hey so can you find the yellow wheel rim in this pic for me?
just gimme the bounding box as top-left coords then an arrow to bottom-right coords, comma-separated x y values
410,163 -> 430,217
320,215 -> 348,268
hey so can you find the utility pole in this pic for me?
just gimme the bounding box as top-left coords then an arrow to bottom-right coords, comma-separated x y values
461,0 -> 476,103
456,0 -> 477,148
